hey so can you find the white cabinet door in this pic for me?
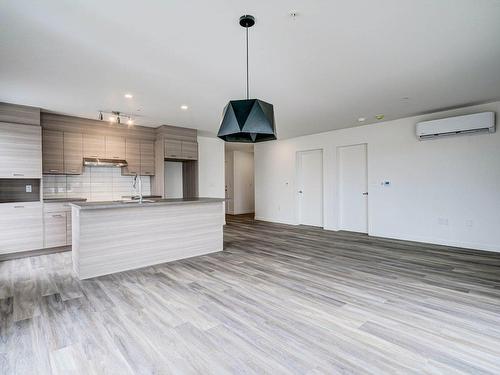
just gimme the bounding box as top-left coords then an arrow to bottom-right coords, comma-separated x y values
0,122 -> 42,178
44,212 -> 67,248
0,202 -> 43,254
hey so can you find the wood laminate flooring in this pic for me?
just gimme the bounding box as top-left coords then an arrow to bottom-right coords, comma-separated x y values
1,215 -> 500,374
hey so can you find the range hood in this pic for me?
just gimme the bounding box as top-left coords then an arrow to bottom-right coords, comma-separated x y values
83,157 -> 128,167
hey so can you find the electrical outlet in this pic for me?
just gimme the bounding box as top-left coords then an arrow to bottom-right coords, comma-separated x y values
25,185 -> 32,193
438,218 -> 449,226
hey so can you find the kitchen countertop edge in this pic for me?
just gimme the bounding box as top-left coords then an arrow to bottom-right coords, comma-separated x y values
70,197 -> 225,210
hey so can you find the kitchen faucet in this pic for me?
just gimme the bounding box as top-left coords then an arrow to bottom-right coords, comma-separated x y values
133,174 -> 143,204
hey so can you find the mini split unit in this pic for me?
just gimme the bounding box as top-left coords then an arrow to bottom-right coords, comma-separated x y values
416,112 -> 495,140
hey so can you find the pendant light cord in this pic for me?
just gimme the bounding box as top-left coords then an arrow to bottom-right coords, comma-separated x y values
246,27 -> 249,99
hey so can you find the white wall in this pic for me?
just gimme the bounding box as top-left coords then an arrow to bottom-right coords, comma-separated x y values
164,161 -> 183,198
255,101 -> 500,252
197,136 -> 225,199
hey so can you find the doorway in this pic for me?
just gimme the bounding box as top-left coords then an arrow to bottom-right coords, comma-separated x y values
297,149 -> 323,227
338,143 -> 368,233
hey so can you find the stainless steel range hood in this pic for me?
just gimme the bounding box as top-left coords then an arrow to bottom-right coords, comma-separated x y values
83,157 -> 128,167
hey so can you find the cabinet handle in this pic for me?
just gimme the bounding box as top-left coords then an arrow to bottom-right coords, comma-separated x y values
14,205 -> 25,208
113,156 -> 119,159
12,173 -> 24,176
52,214 -> 64,218
49,169 -> 60,172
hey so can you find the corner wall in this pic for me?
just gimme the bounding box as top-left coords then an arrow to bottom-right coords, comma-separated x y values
255,101 -> 500,252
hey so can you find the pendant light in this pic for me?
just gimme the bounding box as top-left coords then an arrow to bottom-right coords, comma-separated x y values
217,15 -> 277,143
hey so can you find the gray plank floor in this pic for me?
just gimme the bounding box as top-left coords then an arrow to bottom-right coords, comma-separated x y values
1,214 -> 500,374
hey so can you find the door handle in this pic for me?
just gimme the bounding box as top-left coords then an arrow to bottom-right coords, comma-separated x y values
362,192 -> 368,195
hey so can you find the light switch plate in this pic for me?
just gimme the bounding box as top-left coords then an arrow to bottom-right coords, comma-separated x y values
25,184 -> 32,193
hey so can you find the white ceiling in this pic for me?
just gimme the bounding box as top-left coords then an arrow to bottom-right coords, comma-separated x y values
1,0 -> 500,139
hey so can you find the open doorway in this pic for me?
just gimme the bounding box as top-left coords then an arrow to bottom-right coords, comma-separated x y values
225,143 -> 255,216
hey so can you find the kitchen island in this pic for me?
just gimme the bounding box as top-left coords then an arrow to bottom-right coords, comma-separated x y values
70,198 -> 225,279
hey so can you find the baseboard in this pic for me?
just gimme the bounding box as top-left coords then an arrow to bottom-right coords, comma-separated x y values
0,245 -> 71,261
368,231 -> 499,253
254,216 -> 298,226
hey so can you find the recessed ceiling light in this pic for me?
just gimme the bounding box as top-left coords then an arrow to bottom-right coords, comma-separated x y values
124,93 -> 133,99
127,118 -> 134,126
180,105 -> 188,110
375,114 -> 385,120
358,117 -> 366,122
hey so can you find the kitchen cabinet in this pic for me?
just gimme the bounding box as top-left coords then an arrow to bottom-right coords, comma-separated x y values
64,132 -> 83,174
123,138 -> 140,175
44,212 -> 67,248
42,129 -> 64,174
0,122 -> 42,178
140,140 -> 155,175
83,134 -> 105,158
164,139 -> 182,159
44,202 -> 72,247
181,141 -> 198,160
105,136 -> 126,160
0,202 -> 43,254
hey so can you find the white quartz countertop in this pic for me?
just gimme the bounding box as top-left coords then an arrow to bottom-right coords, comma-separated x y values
70,197 -> 225,210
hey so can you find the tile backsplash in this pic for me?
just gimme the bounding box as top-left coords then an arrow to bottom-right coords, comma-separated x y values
43,167 -> 151,201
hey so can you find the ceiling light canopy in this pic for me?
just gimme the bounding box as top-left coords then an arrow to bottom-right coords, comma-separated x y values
217,15 -> 277,143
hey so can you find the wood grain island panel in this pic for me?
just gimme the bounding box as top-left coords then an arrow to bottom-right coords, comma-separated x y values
71,198 -> 224,279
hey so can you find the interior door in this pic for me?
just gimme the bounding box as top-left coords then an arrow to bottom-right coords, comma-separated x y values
224,156 -> 233,214
297,150 -> 323,227
338,144 -> 368,233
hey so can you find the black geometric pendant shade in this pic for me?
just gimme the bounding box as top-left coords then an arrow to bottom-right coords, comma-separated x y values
217,99 -> 277,143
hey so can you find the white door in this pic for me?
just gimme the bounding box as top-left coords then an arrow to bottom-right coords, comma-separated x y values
338,144 -> 368,233
297,150 -> 323,227
225,155 -> 234,214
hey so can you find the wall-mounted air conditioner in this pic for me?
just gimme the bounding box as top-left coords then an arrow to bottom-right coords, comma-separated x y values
416,112 -> 495,140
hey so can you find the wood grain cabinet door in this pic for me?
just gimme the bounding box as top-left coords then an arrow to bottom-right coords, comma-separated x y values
140,140 -> 155,175
64,132 -> 83,174
124,138 -> 140,175
105,136 -> 126,160
42,129 -> 64,174
164,140 -> 182,159
0,122 -> 42,178
0,202 -> 43,254
83,134 -> 105,158
181,141 -> 198,160
44,211 -> 67,248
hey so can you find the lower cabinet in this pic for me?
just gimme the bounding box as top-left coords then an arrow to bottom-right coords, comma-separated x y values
43,202 -> 72,248
0,202 -> 43,254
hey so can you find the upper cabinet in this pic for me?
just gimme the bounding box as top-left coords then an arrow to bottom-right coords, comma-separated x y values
64,132 -> 83,174
42,130 -> 82,175
123,138 -> 140,175
0,122 -> 42,178
122,139 -> 155,176
140,141 -> 155,175
181,141 -> 198,160
105,136 -> 126,160
83,134 -> 105,158
42,129 -> 64,174
164,140 -> 197,160
164,139 -> 182,159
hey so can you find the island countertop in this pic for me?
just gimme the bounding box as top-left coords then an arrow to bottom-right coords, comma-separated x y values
70,197 -> 225,210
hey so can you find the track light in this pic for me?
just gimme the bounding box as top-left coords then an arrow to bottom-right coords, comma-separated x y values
98,111 -> 103,121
